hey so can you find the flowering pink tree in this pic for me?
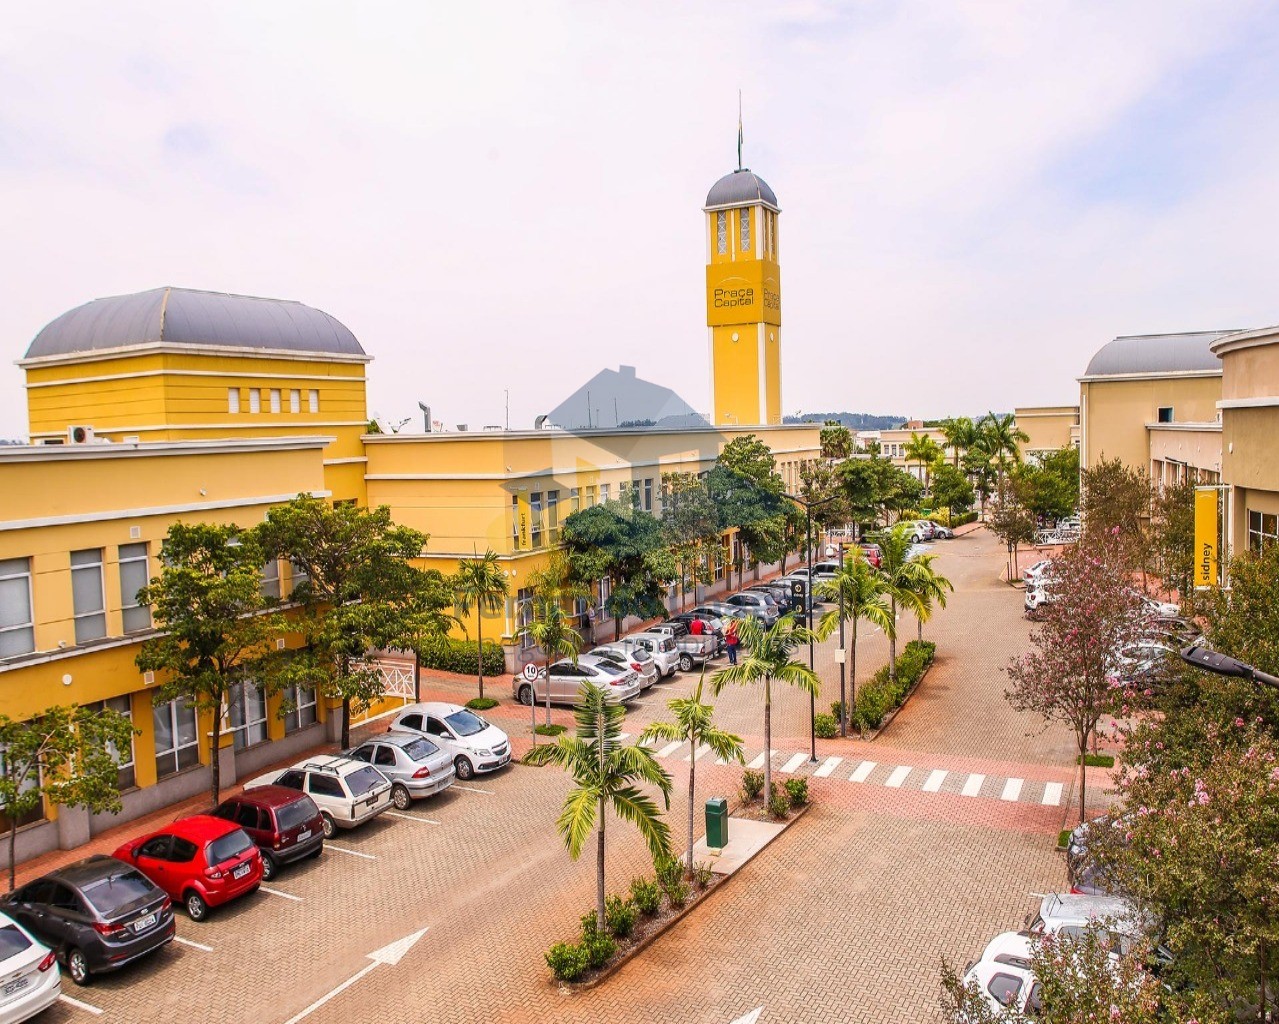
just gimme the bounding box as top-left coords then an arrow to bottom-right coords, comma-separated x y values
1004,531 -> 1149,822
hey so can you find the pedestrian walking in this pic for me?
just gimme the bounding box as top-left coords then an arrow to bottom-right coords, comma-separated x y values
725,617 -> 739,665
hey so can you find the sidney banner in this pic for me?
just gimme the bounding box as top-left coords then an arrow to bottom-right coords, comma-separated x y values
1194,486 -> 1218,589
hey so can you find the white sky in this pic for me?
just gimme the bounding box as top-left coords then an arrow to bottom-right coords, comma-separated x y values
2,1 -> 1277,439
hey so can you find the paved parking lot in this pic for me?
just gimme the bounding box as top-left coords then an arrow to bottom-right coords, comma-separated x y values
26,527 -> 1089,1024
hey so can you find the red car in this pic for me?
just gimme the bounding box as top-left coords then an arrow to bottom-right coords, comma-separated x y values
857,543 -> 882,568
112,815 -> 262,922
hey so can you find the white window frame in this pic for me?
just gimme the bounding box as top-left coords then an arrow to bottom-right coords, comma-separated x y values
94,696 -> 135,790
249,389 -> 262,414
284,684 -> 318,734
270,389 -> 281,414
227,388 -> 241,414
70,548 -> 107,644
290,389 -> 301,413
229,679 -> 268,751
0,557 -> 35,659
716,211 -> 727,255
309,390 -> 319,413
739,207 -> 750,251
153,698 -> 199,779
118,543 -> 151,633
1248,509 -> 1278,553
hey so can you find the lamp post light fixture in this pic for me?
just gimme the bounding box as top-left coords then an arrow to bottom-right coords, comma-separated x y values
1179,643 -> 1279,689
784,491 -> 838,763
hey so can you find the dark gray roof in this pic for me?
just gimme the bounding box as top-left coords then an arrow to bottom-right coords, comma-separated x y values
705,169 -> 779,211
24,287 -> 365,360
1081,332 -> 1238,378
546,365 -> 710,431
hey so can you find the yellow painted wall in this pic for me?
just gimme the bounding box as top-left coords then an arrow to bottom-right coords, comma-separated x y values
1013,406 -> 1080,455
711,326 -> 761,427
1080,376 -> 1221,471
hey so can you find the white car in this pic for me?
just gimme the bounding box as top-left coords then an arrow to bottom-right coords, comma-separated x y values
1126,588 -> 1180,619
616,633 -> 680,678
1028,892 -> 1174,969
0,913 -> 60,1023
245,755 -> 392,838
514,654 -> 642,707
932,524 -> 954,539
389,702 -> 512,781
590,644 -> 659,690
1022,559 -> 1053,586
960,931 -> 1042,1016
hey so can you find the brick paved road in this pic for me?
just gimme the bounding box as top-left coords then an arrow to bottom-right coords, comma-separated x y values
25,527 -> 1096,1024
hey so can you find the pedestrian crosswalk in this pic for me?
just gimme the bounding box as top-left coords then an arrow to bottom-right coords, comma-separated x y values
641,742 -> 1065,807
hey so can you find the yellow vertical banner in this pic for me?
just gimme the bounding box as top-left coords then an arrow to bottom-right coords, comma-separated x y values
1194,487 -> 1218,589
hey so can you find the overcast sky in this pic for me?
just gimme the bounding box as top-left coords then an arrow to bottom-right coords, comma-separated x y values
2,2 -> 1277,439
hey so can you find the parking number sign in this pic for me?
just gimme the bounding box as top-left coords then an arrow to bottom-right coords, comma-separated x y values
521,663 -> 540,682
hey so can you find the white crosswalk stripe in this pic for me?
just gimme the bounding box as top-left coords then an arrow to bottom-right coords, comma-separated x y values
1000,778 -> 1024,802
813,756 -> 842,778
778,753 -> 807,774
1041,781 -> 1063,806
657,741 -> 682,758
884,766 -> 911,788
747,751 -> 770,770
961,774 -> 985,797
922,769 -> 948,793
849,760 -> 877,783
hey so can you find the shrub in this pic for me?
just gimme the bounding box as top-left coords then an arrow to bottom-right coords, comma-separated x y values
604,895 -> 638,939
534,723 -> 566,736
546,941 -> 590,981
767,782 -> 791,819
582,930 -> 616,969
418,637 -> 506,677
580,910 -> 601,938
629,876 -> 663,915
465,696 -> 499,710
784,777 -> 809,806
692,862 -> 714,889
830,700 -> 847,720
853,641 -> 937,730
654,855 -> 684,896
666,878 -> 691,908
813,712 -> 838,739
741,768 -> 765,801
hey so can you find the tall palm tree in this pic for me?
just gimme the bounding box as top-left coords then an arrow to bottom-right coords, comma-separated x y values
452,549 -> 509,700
525,683 -> 672,929
520,598 -> 582,734
872,525 -> 929,682
902,552 -> 953,643
978,412 -> 1030,485
711,615 -> 819,802
941,417 -> 980,468
640,674 -> 744,879
816,553 -> 895,735
903,433 -> 943,492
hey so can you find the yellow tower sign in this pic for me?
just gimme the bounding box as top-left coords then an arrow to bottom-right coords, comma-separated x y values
705,167 -> 782,427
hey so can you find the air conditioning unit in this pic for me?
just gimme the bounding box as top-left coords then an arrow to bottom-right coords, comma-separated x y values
67,425 -> 95,444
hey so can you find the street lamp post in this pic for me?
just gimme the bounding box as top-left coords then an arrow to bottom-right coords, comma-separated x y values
836,540 -> 847,737
1179,643 -> 1279,689
784,492 -> 837,764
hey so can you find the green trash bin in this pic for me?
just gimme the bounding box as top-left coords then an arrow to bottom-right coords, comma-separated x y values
705,797 -> 728,850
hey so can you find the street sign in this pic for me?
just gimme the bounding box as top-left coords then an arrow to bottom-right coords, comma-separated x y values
834,648 -> 846,665
520,663 -> 540,682
790,579 -> 806,599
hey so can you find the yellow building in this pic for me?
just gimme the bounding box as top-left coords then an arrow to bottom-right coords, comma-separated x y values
1013,405 -> 1080,462
705,169 -> 782,427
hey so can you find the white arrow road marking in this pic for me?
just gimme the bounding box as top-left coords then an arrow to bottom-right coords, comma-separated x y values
323,843 -> 377,860
961,773 -> 985,797
281,927 -> 429,1024
59,995 -> 103,1016
1042,782 -> 1063,806
849,760 -> 877,783
260,885 -> 303,902
813,756 -> 842,778
778,753 -> 807,774
728,1007 -> 763,1024
385,811 -> 440,825
922,769 -> 948,793
174,935 -> 214,952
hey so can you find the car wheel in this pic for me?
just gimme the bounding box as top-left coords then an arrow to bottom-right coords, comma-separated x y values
454,756 -> 475,781
678,654 -> 694,672
66,947 -> 91,986
320,812 -> 337,839
260,852 -> 277,882
391,784 -> 411,810
517,684 -> 534,706
184,890 -> 209,922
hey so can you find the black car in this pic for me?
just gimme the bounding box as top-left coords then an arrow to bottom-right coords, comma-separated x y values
669,612 -> 726,653
4,854 -> 175,985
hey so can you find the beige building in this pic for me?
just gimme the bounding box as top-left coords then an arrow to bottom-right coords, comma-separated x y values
1013,405 -> 1079,462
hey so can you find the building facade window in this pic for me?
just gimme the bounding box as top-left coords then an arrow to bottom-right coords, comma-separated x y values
118,543 -> 151,633
530,492 -> 543,547
229,680 -> 268,750
227,388 -> 241,414
249,389 -> 262,414
290,389 -> 301,413
716,211 -> 727,254
153,698 -> 199,779
270,389 -> 281,414
1157,406 -> 1174,423
309,390 -> 319,413
547,490 -> 559,543
599,483 -> 610,503
261,559 -> 281,600
92,696 -> 135,790
643,478 -> 653,511
0,557 -> 35,658
515,587 -> 534,649
283,684 -> 318,734
569,488 -> 580,512
585,485 -> 596,507
740,208 -> 751,251
0,754 -> 42,833
1248,509 -> 1278,553
70,548 -> 106,644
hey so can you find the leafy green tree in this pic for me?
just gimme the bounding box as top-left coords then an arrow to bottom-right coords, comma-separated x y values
524,683 -> 672,930
988,478 -> 1039,581
1151,476 -> 1196,606
523,552 -> 590,733
871,525 -> 930,682
452,549 -> 510,700
639,675 -> 744,878
1081,456 -> 1152,575
819,423 -> 854,460
816,553 -> 894,735
712,615 -> 819,801
137,522 -> 286,806
903,552 -> 953,643
976,411 -> 1030,485
562,499 -> 668,640
797,459 -> 850,533
1014,446 -> 1079,523
710,435 -> 792,582
838,456 -> 923,527
257,494 -> 436,748
904,432 -> 944,492
0,705 -> 135,890
931,462 -> 975,518
660,472 -> 721,606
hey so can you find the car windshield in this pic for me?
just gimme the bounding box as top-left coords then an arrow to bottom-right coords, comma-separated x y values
403,738 -> 439,761
275,797 -> 318,831
206,829 -> 254,865
81,870 -> 155,915
594,661 -> 626,676
444,710 -> 486,737
347,766 -> 386,795
0,925 -> 31,961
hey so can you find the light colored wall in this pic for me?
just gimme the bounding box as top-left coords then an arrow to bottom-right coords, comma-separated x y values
1080,375 -> 1221,471
1014,406 -> 1079,456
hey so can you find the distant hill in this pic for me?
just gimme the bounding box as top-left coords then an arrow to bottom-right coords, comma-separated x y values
783,412 -> 906,431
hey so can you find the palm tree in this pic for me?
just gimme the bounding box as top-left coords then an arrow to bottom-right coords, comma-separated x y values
520,598 -> 582,734
816,553 -> 894,735
903,433 -> 943,492
902,552 -> 953,643
711,615 -> 819,802
640,674 -> 744,878
978,412 -> 1029,485
941,417 -> 980,468
452,549 -> 509,700
872,525 -> 929,682
525,683 -> 672,929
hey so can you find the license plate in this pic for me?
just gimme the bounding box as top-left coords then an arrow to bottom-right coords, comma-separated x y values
297,829 -> 311,842
133,913 -> 156,933
3,977 -> 28,996
232,862 -> 251,880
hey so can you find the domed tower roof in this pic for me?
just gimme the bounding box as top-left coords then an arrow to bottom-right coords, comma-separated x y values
23,286 -> 366,361
704,169 -> 779,212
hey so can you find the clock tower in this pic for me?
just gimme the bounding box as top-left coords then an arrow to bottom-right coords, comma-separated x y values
704,167 -> 781,427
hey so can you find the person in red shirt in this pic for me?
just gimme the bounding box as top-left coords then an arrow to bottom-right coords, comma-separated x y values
689,617 -> 705,635
724,618 -> 739,665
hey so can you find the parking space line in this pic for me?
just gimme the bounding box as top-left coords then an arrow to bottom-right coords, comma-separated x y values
451,784 -> 494,795
961,773 -> 985,797
657,741 -> 683,758
323,843 -> 378,860
1041,782 -> 1063,806
174,935 -> 214,952
884,766 -> 912,788
813,756 -> 842,778
849,760 -> 877,783
778,752 -> 807,774
385,811 -> 441,824
59,994 -> 103,1016
260,885 -> 304,902
1000,778 -> 1024,802
922,769 -> 948,793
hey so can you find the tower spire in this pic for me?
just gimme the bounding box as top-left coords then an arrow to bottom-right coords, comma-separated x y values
737,90 -> 743,171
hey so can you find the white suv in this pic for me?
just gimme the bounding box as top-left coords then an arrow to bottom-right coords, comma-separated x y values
246,756 -> 393,838
960,931 -> 1042,1015
389,702 -> 511,781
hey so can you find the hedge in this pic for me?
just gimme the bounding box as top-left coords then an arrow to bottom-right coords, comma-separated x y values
915,509 -> 978,528
852,640 -> 936,730
418,637 -> 506,676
